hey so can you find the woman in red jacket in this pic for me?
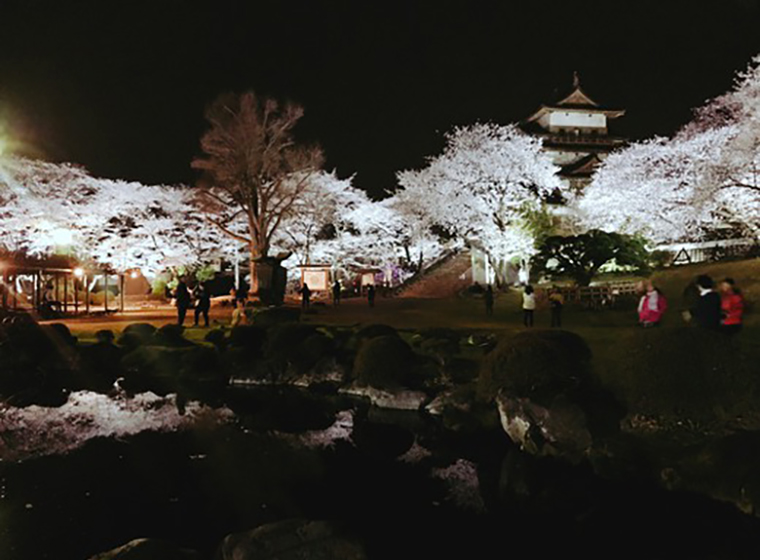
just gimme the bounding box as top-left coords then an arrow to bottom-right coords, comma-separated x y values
719,277 -> 744,335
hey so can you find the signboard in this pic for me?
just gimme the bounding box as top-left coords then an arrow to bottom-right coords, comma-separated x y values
302,268 -> 329,291
361,272 -> 376,287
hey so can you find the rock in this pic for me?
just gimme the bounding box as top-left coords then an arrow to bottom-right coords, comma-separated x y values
496,392 -> 593,462
352,419 -> 415,459
340,383 -> 427,410
88,538 -> 202,560
216,519 -> 367,560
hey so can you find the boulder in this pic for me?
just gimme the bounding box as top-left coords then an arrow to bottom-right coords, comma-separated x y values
481,330 -> 624,460
88,538 -> 202,560
216,519 -> 366,560
497,393 -> 593,462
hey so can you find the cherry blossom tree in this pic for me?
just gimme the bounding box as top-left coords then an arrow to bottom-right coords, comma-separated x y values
396,123 -> 561,285
578,130 -> 731,243
273,170 -> 367,266
0,155 -> 224,277
580,54 -> 760,244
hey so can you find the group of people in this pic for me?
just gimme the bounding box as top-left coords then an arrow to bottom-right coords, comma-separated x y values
169,280 -> 212,327
690,275 -> 744,334
300,281 -> 376,309
516,285 -> 565,328
636,275 -> 744,333
510,275 -> 745,334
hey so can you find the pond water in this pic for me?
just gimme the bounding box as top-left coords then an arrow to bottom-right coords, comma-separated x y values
1,388 -> 760,559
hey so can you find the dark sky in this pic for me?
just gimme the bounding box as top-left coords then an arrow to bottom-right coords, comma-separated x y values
0,0 -> 759,197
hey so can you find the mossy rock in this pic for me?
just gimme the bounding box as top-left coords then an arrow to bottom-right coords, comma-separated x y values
353,335 -> 416,390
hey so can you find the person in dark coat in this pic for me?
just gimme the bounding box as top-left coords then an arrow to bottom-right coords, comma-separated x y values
367,284 -> 376,307
332,280 -> 341,306
235,279 -> 249,308
484,285 -> 494,316
549,287 -> 564,328
193,283 -> 212,327
692,275 -> 722,330
174,281 -> 191,326
301,283 -> 311,309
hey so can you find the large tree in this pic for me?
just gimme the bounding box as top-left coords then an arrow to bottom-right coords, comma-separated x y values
396,123 -> 561,285
191,91 -> 324,293
533,229 -> 650,286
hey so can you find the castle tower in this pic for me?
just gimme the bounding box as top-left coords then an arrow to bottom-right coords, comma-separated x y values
522,72 -> 626,191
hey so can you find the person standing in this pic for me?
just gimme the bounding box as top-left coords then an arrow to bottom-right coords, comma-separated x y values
193,282 -> 212,327
174,280 -> 191,326
692,275 -> 722,330
484,285 -> 494,316
522,285 -> 536,327
549,287 -> 564,328
332,280 -> 341,306
637,280 -> 667,327
367,284 -> 376,308
719,277 -> 744,335
235,278 -> 249,308
301,282 -> 311,309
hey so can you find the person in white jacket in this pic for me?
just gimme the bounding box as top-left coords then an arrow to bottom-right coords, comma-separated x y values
522,285 -> 536,327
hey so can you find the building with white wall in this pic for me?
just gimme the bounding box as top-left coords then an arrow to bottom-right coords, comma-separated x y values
521,73 -> 626,192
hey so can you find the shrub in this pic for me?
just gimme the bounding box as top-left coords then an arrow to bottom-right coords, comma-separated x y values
356,324 -> 399,340
154,324 -> 194,347
353,335 -> 415,390
119,323 -> 157,348
478,329 -> 594,402
265,324 -> 318,362
294,333 -> 336,373
228,325 -> 267,355
251,306 -> 301,328
204,328 -> 228,349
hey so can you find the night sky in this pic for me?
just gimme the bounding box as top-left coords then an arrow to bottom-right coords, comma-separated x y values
0,0 -> 759,197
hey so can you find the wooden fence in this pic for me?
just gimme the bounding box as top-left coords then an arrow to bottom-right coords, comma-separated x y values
549,281 -> 640,309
